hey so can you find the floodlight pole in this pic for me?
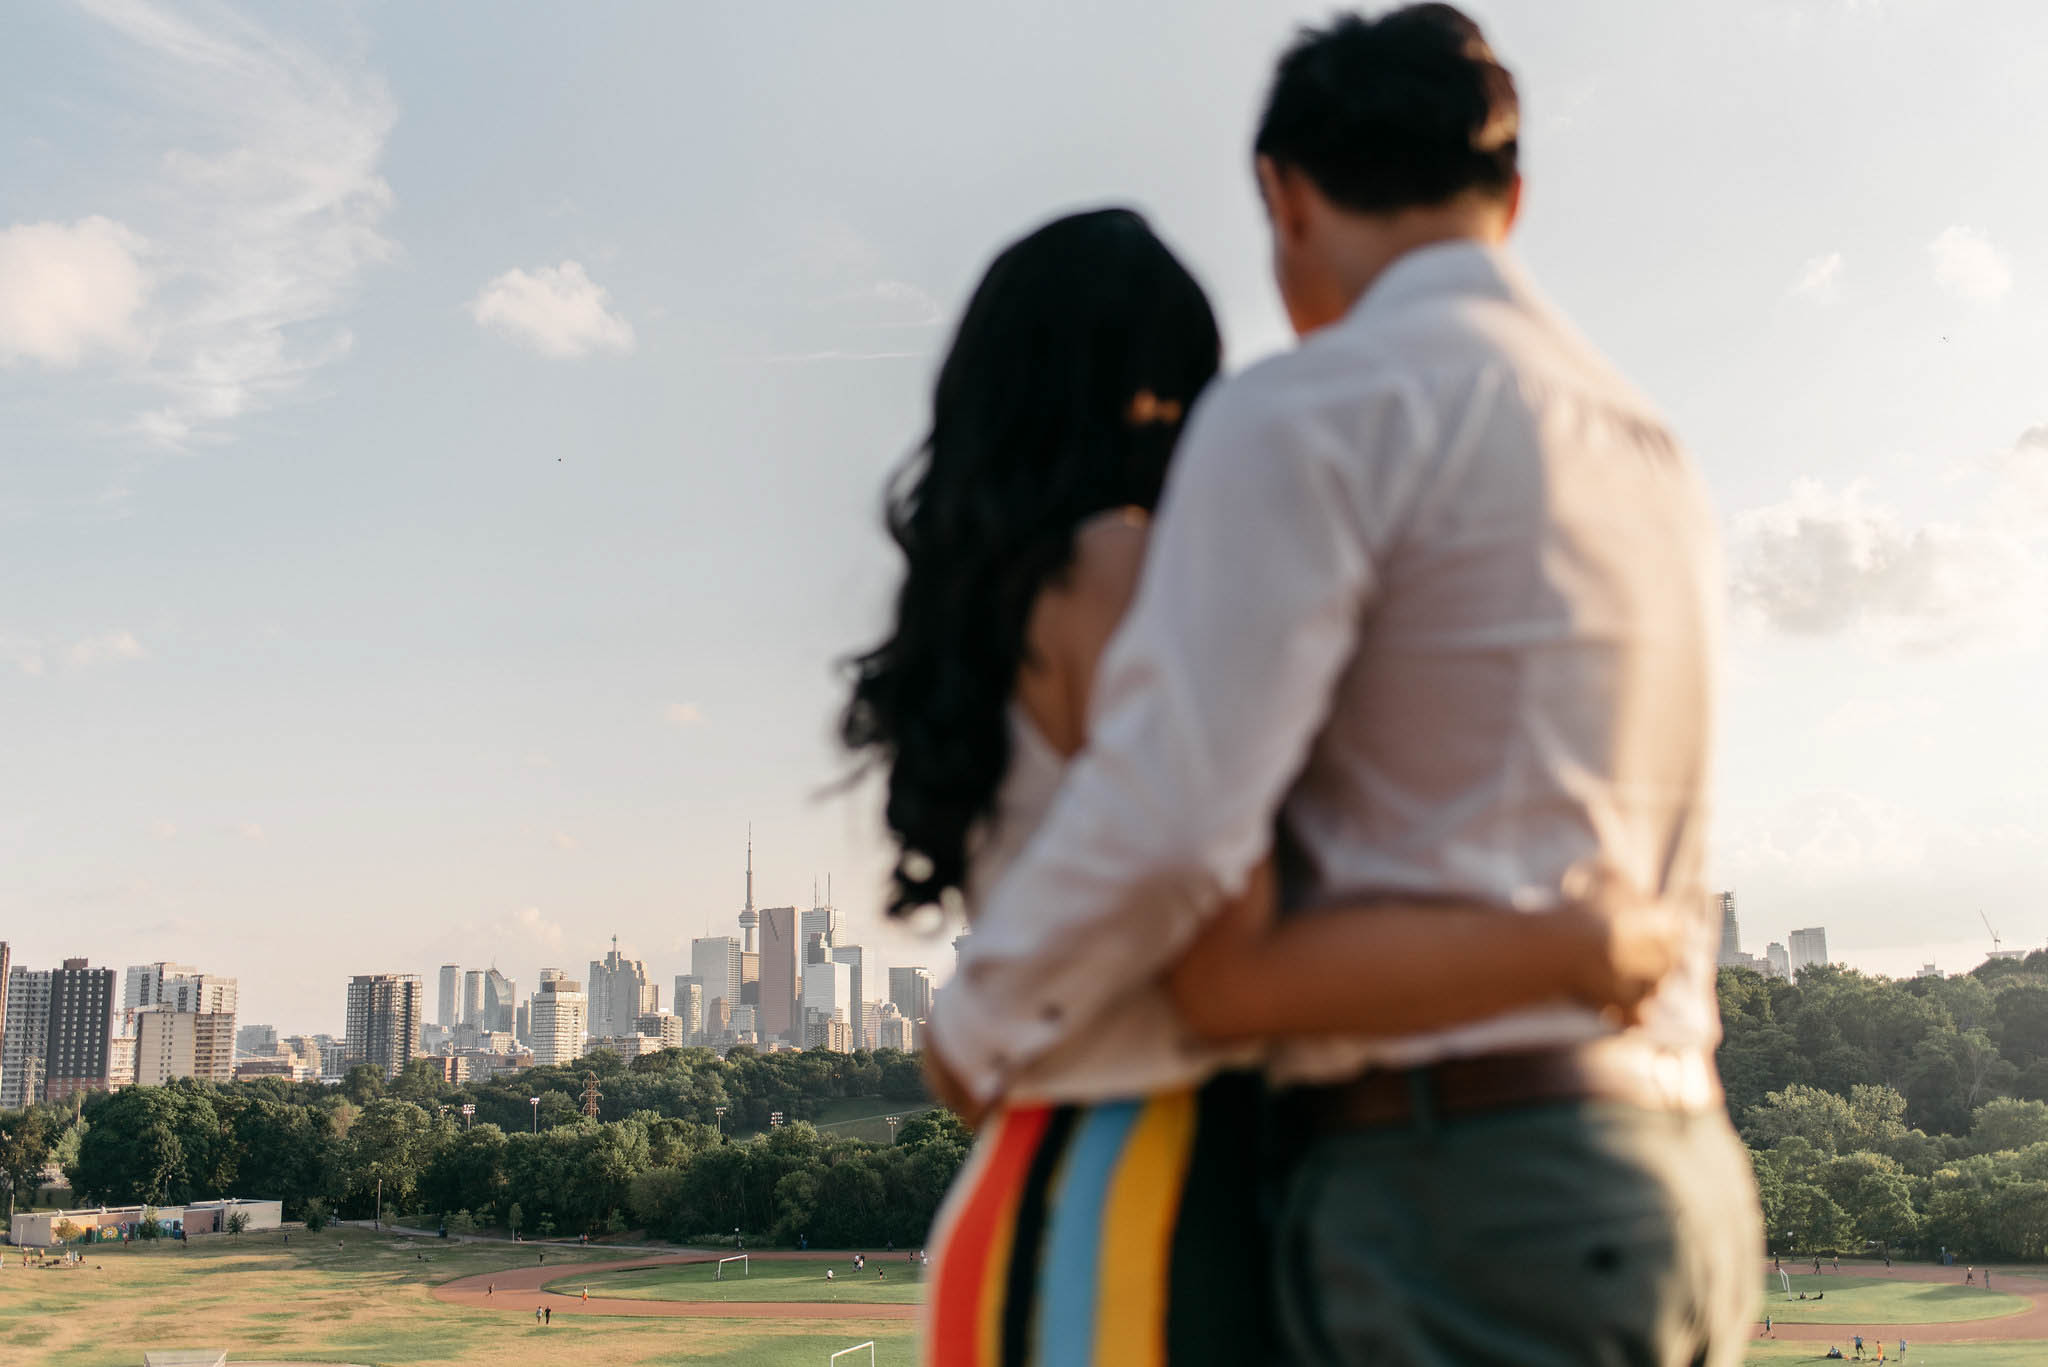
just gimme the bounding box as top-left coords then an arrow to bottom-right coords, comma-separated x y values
885,1115 -> 901,1145
529,1096 -> 540,1133
375,1177 -> 382,1230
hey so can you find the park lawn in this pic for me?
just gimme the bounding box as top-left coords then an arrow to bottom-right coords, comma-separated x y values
1762,1275 -> 2025,1325
1745,1341 -> 2048,1366
735,1098 -> 940,1146
0,1229 -> 913,1367
557,1257 -> 929,1306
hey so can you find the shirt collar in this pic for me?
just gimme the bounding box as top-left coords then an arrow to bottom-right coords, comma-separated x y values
1344,238 -> 1529,329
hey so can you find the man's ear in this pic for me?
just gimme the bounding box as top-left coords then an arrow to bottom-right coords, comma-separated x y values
1501,174 -> 1524,235
1255,155 -> 1305,245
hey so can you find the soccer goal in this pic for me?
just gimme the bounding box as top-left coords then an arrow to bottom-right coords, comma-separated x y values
715,1253 -> 749,1280
829,1343 -> 876,1367
1777,1269 -> 1791,1297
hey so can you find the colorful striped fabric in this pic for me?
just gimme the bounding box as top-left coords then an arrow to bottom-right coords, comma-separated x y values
922,1073 -> 1267,1367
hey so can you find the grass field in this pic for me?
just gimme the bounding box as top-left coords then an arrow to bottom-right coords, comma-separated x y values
0,1230 -> 915,1367
554,1258 -> 929,1306
1759,1276 -> 2026,1325
1745,1341 -> 2048,1365
745,1099 -> 940,1146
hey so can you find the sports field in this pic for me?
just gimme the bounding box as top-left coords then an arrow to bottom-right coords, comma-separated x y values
0,1229 -> 915,1367
1760,1275 -> 2024,1324
1744,1341 -> 2048,1365
552,1257 -> 929,1305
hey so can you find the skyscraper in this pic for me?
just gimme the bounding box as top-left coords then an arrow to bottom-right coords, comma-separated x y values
159,972 -> 238,1017
690,937 -> 742,1030
1714,892 -> 1742,965
45,959 -> 115,1103
737,829 -> 759,955
1766,942 -> 1791,980
758,906 -> 800,1043
588,938 -> 659,1039
802,896 -> 841,954
343,973 -> 424,1079
461,970 -> 486,1027
673,976 -> 704,1044
800,954 -> 854,1052
831,943 -> 867,1048
0,942 -> 9,1104
1788,927 -> 1829,976
482,968 -> 517,1034
137,1008 -> 236,1086
529,977 -> 588,1067
437,964 -> 460,1027
888,966 -> 934,1024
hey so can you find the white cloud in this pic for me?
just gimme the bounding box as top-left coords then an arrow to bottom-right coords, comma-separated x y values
67,630 -> 147,668
2,635 -> 48,676
1732,469 -> 2046,649
72,0 -> 398,443
550,831 -> 579,852
150,820 -> 178,840
1928,225 -> 2011,305
236,821 -> 264,840
0,217 -> 151,365
470,261 -> 635,359
1788,251 -> 1843,298
663,701 -> 704,726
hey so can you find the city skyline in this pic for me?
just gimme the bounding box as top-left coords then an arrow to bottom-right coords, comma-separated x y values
5,2 -> 2046,1033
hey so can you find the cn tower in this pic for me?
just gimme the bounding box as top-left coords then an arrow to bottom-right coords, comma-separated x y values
738,826 -> 758,953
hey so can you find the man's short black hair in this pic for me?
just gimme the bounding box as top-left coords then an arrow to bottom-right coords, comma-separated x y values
1254,4 -> 1519,214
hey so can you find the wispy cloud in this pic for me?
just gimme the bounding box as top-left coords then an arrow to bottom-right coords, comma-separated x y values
663,701 -> 704,726
69,0 -> 399,443
550,831 -> 579,852
470,261 -> 635,359
1928,225 -> 2011,305
67,629 -> 147,669
511,905 -> 564,950
1788,251 -> 1843,299
0,217 -> 151,365
739,349 -> 925,366
236,821 -> 265,840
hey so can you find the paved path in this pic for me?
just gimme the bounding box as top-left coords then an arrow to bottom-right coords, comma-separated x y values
432,1250 -> 919,1322
1760,1264 -> 2048,1345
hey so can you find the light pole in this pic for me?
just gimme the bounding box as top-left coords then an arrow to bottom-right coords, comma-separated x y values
528,1096 -> 540,1133
769,1110 -> 784,1129
885,1115 -> 901,1145
460,1103 -> 475,1130
713,1105 -> 727,1141
375,1177 -> 382,1230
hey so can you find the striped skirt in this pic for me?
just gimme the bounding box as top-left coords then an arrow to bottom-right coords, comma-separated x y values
922,1072 -> 1269,1366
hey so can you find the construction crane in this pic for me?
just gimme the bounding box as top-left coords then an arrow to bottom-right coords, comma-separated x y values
1982,910 -> 2002,956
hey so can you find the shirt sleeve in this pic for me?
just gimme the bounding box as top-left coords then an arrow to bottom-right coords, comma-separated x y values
930,365 -> 1429,1102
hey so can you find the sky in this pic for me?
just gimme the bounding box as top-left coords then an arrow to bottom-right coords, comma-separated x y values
3,0 -> 2045,1035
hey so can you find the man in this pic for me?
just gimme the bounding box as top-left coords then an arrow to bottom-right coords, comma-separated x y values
928,6 -> 1758,1363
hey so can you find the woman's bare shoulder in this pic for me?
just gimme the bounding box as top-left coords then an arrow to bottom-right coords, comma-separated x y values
1064,507 -> 1151,622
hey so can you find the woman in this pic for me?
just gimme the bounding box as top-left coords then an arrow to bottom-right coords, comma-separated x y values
841,209 -> 1683,1365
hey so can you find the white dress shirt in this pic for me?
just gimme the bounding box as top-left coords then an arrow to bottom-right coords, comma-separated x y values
932,240 -> 1724,1104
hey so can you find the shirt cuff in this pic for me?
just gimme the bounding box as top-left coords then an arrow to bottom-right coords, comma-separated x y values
929,866 -> 1226,1108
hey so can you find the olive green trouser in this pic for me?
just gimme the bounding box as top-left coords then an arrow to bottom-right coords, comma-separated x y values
1272,1100 -> 1761,1367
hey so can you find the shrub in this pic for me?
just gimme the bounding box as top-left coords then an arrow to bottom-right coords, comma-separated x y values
302,1198 -> 330,1233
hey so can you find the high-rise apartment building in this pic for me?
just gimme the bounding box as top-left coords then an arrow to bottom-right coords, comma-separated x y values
588,939 -> 659,1039
461,970 -> 486,1027
236,1022 -> 279,1057
1766,943 -> 1791,980
633,1012 -> 686,1049
529,977 -> 587,1067
758,906 -> 800,1043
343,973 -> 424,1079
159,973 -> 238,1017
437,964 -> 460,1027
1788,927 -> 1829,976
888,966 -> 935,1024
690,937 -> 742,1027
0,961 -> 44,1109
44,960 -> 116,1103
0,942 -> 8,1104
137,1009 -> 236,1086
122,962 -> 201,1011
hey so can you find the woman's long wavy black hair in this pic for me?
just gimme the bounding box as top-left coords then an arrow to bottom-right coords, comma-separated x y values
842,208 -> 1221,918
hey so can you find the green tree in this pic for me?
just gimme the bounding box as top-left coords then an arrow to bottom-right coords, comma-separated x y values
0,1109 -> 54,1221
344,1099 -> 442,1216
1777,1181 -> 1853,1255
302,1197 -> 330,1233
1972,1098 -> 2048,1155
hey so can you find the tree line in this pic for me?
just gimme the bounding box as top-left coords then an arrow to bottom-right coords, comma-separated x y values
1723,951 -> 2048,1261
1,1045 -> 964,1248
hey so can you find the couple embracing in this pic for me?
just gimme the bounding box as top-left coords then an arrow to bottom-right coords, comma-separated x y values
842,7 -> 1761,1365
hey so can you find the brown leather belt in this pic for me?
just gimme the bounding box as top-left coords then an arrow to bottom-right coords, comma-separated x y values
1280,1040 -> 1723,1136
